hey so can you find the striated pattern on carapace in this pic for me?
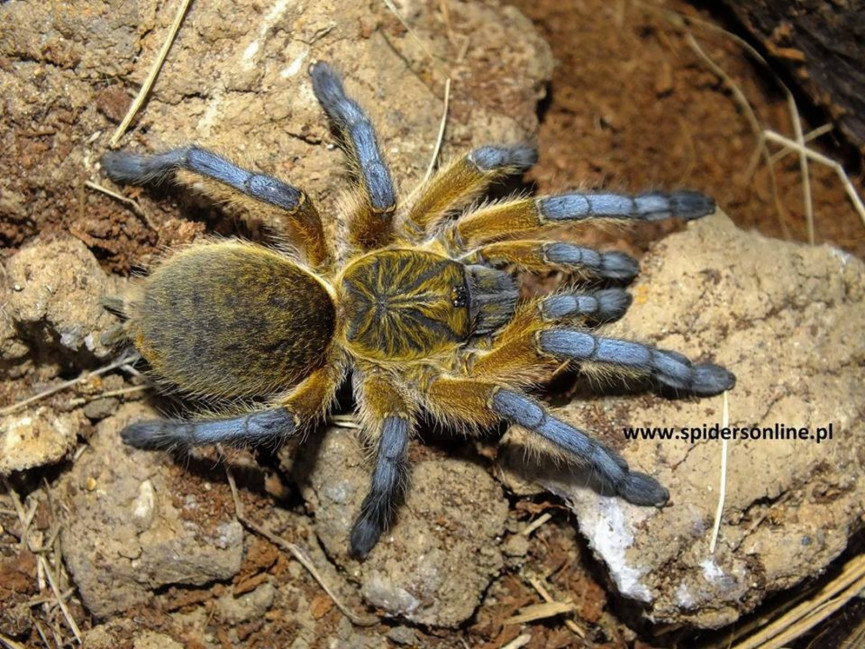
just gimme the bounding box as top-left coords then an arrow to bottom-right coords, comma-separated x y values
339,250 -> 471,362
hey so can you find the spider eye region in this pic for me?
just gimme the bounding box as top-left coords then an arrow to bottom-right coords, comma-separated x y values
452,284 -> 468,308
339,250 -> 471,361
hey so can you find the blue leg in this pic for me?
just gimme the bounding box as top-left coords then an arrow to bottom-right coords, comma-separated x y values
540,289 -> 633,325
310,62 -> 396,248
350,416 -> 410,559
470,145 -> 539,174
492,389 -> 668,505
538,191 -> 715,222
467,240 -> 640,281
539,329 -> 735,395
452,190 -> 715,249
544,243 -> 639,280
102,147 -> 305,211
122,407 -> 297,451
102,146 -> 331,266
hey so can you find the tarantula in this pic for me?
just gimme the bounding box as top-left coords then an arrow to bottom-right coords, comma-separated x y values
102,61 -> 734,559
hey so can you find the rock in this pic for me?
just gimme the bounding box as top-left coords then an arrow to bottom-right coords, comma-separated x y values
292,428 -> 509,627
503,533 -> 530,559
505,212 -> 865,628
214,582 -> 276,625
59,403 -> 244,618
386,626 -> 417,645
82,396 -> 120,422
0,276 -> 29,363
133,632 -> 184,649
0,549 -> 36,637
0,407 -> 84,475
77,0 -> 552,252
322,617 -> 389,649
81,619 -> 137,649
4,236 -> 118,363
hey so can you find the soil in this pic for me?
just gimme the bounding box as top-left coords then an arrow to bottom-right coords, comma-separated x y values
1,1 -> 863,648
510,0 -> 864,260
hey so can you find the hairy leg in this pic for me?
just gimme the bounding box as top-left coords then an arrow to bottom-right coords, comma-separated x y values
464,240 -> 639,281
102,146 -> 331,267
539,289 -> 633,326
447,190 -> 714,251
121,407 -> 298,451
351,370 -> 413,558
310,62 -> 397,250
424,376 -> 668,505
538,329 -> 734,395
122,365 -> 343,451
464,291 -> 733,395
404,145 -> 537,237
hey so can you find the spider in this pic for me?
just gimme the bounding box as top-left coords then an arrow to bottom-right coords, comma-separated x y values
102,61 -> 735,559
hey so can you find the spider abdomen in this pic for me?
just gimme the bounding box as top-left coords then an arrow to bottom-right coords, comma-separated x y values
338,249 -> 472,362
128,241 -> 336,398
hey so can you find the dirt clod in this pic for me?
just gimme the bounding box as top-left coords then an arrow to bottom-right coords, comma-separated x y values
294,428 -> 510,627
59,403 -> 244,618
4,236 -> 119,365
518,212 -> 865,628
0,407 -> 84,475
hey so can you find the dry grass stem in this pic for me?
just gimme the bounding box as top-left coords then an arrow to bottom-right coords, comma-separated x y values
109,0 -> 192,147
839,614 -> 865,649
649,4 -> 795,234
762,131 -> 865,229
527,575 -> 586,639
32,622 -> 50,649
709,390 -> 730,554
382,0 -> 434,61
6,480 -> 33,548
504,601 -> 575,625
682,33 -> 789,240
37,554 -> 82,643
768,124 -> 833,164
661,6 -> 865,242
424,77 -> 452,183
0,632 -> 28,649
499,633 -> 532,649
68,384 -> 150,408
84,180 -> 156,229
437,0 -> 456,46
88,385 -> 149,400
329,414 -> 361,429
4,481 -> 82,644
520,512 -> 552,537
787,94 -> 814,244
732,554 -> 865,649
26,588 -> 76,608
0,352 -> 139,416
224,465 -> 377,627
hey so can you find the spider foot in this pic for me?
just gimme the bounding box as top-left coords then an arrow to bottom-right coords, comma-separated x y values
616,470 -> 670,506
121,419 -> 184,451
349,509 -> 386,560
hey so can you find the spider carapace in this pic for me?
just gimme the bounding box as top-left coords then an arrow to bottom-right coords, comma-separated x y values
340,249 -> 516,362
103,61 -> 735,559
